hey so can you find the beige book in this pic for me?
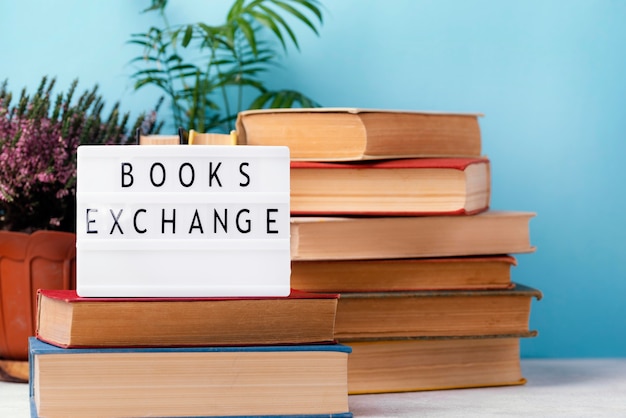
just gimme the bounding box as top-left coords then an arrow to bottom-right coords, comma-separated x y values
290,211 -> 536,261
237,108 -> 482,161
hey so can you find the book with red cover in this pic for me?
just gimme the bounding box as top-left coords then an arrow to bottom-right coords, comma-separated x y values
290,157 -> 490,215
35,289 -> 338,348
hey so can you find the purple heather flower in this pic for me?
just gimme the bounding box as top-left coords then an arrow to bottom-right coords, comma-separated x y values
1,77 -> 157,232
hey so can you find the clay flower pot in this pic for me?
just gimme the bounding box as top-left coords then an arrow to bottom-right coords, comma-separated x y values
0,230 -> 76,382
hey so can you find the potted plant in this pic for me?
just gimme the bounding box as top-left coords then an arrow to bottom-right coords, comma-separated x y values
129,0 -> 324,133
0,76 -> 160,382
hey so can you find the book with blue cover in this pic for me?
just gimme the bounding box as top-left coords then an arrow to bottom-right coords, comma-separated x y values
29,338 -> 352,418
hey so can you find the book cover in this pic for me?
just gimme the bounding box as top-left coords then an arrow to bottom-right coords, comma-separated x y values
236,108 -> 482,161
36,289 -> 338,348
29,338 -> 352,418
290,158 -> 490,215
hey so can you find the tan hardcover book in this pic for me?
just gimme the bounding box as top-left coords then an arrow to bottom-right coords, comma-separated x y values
290,255 -> 517,292
290,157 -> 490,215
334,284 -> 541,339
345,336 -> 531,394
29,338 -> 351,417
290,211 -> 535,261
236,108 -> 482,161
36,289 -> 337,348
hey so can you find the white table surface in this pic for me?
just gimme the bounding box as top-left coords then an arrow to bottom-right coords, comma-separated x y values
3,358 -> 625,417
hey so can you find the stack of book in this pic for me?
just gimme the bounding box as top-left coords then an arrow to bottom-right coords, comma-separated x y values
237,108 -> 541,394
29,141 -> 353,417
30,291 -> 352,417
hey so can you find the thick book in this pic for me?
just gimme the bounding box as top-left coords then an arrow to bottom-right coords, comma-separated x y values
333,283 -> 541,339
236,108 -> 482,161
36,289 -> 338,348
290,158 -> 490,215
345,335 -> 531,394
29,338 -> 352,418
290,211 -> 535,260
290,255 -> 517,292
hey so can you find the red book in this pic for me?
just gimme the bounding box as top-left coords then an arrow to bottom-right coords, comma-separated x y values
290,157 -> 490,215
35,289 -> 338,348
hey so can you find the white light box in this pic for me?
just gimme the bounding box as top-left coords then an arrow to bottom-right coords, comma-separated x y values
76,145 -> 290,297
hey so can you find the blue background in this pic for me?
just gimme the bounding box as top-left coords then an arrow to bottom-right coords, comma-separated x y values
2,1 -> 625,358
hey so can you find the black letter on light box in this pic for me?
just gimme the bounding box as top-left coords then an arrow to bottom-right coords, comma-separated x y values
239,162 -> 250,187
179,162 -> 195,187
121,162 -> 134,188
189,209 -> 204,234
236,209 -> 251,233
266,208 -> 279,234
208,162 -> 223,187
150,162 -> 166,187
214,209 -> 227,233
134,209 -> 147,234
162,209 -> 176,234
86,209 -> 98,234
109,209 -> 124,235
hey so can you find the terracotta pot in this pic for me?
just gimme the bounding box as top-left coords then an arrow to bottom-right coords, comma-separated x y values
0,230 -> 76,381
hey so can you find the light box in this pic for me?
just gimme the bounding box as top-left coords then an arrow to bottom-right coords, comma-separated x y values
76,145 -> 290,297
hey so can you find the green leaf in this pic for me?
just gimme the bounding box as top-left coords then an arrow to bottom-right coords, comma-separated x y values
182,25 -> 194,47
249,91 -> 274,109
129,56 -> 161,64
198,23 -> 220,37
258,4 -> 299,49
250,89 -> 320,109
271,0 -> 319,36
165,53 -> 184,63
227,0 -> 246,22
131,69 -> 167,76
127,39 -> 153,47
236,17 -> 258,55
177,70 -> 204,80
270,93 -> 286,108
168,63 -> 198,72
134,78 -> 165,90
285,0 -> 323,23
248,10 -> 287,50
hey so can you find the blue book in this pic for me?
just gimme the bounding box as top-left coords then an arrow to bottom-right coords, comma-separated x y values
29,338 -> 352,418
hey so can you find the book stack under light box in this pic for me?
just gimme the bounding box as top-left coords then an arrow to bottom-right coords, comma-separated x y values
29,145 -> 352,417
237,107 -> 542,395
